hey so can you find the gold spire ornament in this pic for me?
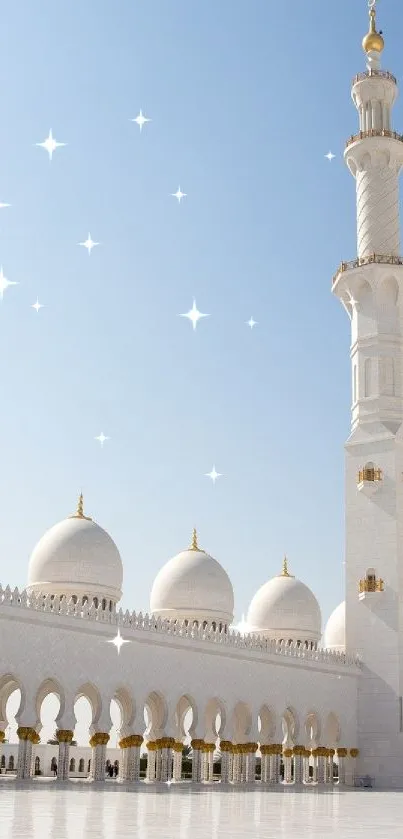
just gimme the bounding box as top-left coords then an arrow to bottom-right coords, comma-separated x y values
280,556 -> 294,578
70,493 -> 92,521
362,1 -> 384,54
190,528 -> 199,551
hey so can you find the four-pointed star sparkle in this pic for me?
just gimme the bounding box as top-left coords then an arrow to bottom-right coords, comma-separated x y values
107,628 -> 131,655
36,130 -> 67,161
79,233 -> 99,255
205,465 -> 222,484
95,432 -> 110,447
172,186 -> 187,203
325,151 -> 336,162
180,300 -> 209,331
32,299 -> 44,313
246,316 -> 258,329
131,109 -> 151,132
0,267 -> 18,301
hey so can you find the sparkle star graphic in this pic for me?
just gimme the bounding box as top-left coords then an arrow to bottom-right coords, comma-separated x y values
36,129 -> 67,161
325,151 -> 336,162
32,299 -> 44,313
246,316 -> 258,329
205,465 -> 222,484
107,628 -> 131,655
0,267 -> 18,301
95,432 -> 110,447
79,233 -> 99,255
131,109 -> 151,132
180,300 -> 209,331
172,186 -> 187,203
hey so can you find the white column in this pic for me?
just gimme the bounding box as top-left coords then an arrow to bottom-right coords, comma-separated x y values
245,745 -> 257,783
283,750 -> 293,783
191,740 -> 204,783
232,749 -> 242,784
16,728 -> 36,779
315,750 -> 326,785
56,730 -> 74,781
293,748 -> 305,784
336,749 -> 348,785
219,742 -> 232,783
260,749 -> 269,784
89,733 -> 109,781
172,744 -> 182,782
146,744 -> 156,782
119,735 -> 143,782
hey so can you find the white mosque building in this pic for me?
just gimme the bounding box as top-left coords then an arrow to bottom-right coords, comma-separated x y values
1,5 -> 402,789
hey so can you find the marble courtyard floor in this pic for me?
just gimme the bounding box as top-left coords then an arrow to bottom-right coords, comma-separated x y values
0,781 -> 401,839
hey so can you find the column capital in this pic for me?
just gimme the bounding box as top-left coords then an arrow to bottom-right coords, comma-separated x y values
172,741 -> 184,753
283,748 -> 293,758
0,731 -> 5,744
293,745 -> 306,755
146,740 -> 157,751
89,732 -> 109,747
56,729 -> 74,743
17,726 -> 38,743
191,739 -> 205,750
201,742 -> 215,753
155,737 -> 175,748
119,734 -> 143,749
336,747 -> 348,757
349,748 -> 359,758
219,740 -> 233,752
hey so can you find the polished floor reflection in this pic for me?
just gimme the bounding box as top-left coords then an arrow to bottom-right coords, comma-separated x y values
0,781 -> 401,839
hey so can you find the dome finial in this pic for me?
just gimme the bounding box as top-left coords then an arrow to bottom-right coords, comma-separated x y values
362,1 -> 384,55
190,527 -> 199,551
69,492 -> 92,521
282,555 -> 290,577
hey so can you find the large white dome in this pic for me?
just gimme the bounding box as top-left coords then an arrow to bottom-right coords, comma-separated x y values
324,601 -> 345,652
27,496 -> 123,606
247,559 -> 322,645
150,530 -> 234,628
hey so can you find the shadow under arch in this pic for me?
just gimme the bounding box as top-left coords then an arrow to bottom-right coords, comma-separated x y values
74,682 -> 102,730
231,700 -> 252,743
258,704 -> 277,744
173,693 -> 198,742
281,705 -> 299,746
112,686 -> 136,738
0,674 -> 26,727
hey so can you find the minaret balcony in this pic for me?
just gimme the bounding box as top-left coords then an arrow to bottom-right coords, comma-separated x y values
332,254 -> 403,290
345,128 -> 403,150
352,69 -> 397,86
357,467 -> 382,496
359,576 -> 384,601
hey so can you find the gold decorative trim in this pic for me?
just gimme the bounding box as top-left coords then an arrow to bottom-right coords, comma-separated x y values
358,467 -> 382,483
346,129 -> 403,149
359,577 -> 384,593
336,747 -> 348,758
353,70 -> 396,86
0,731 -> 5,744
219,740 -> 233,753
191,739 -> 205,750
89,732 -> 109,747
17,726 -> 38,743
119,734 -> 143,749
56,729 -> 74,743
350,748 -> 359,758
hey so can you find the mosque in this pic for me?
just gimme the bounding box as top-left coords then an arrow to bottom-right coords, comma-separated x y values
1,3 -> 403,789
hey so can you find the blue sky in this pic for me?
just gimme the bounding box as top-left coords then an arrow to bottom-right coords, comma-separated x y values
1,0 -> 402,645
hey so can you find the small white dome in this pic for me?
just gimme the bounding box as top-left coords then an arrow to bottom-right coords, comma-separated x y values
27,496 -> 123,605
324,601 -> 345,652
247,559 -> 322,644
150,530 -> 234,627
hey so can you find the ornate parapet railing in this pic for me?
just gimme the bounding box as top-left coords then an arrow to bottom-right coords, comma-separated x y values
0,584 -> 361,669
345,128 -> 403,150
359,577 -> 384,594
332,253 -> 403,288
352,69 -> 397,86
358,467 -> 382,483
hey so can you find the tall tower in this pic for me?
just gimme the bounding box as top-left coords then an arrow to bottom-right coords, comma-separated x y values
332,2 -> 403,788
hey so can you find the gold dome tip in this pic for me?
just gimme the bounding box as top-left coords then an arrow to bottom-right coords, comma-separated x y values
362,8 -> 384,54
190,527 -> 199,551
280,555 -> 294,578
70,492 -> 92,521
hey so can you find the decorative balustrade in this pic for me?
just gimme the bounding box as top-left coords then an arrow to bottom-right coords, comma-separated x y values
359,577 -> 384,594
332,253 -> 403,287
352,69 -> 397,86
345,128 -> 403,149
358,467 -> 382,483
0,584 -> 361,669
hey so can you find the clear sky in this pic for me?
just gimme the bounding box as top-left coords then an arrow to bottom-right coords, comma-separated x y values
2,0 -> 403,743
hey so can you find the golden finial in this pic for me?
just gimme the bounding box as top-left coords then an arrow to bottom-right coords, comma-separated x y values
282,556 -> 290,577
362,1 -> 384,54
190,527 -> 199,551
70,493 -> 92,521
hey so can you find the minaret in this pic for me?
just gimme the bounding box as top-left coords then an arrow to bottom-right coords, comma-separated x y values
333,2 -> 403,788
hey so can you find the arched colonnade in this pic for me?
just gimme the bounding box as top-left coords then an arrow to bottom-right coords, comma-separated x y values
0,675 -> 358,786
